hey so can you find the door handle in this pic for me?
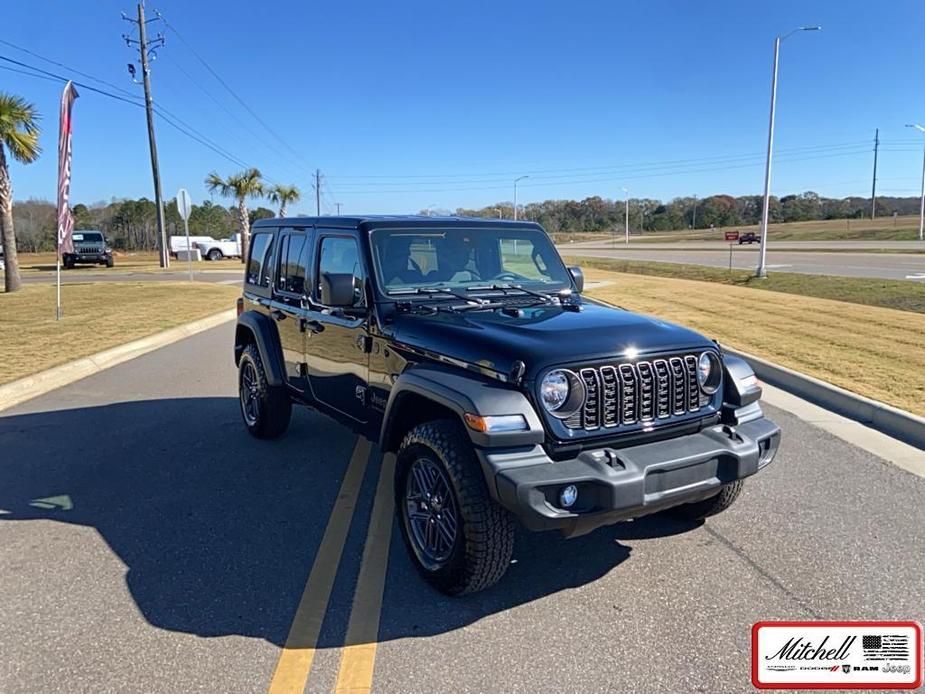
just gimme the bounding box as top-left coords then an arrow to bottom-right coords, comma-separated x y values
270,309 -> 286,321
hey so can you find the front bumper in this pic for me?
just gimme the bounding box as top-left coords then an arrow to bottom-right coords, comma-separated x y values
477,417 -> 780,537
65,252 -> 110,263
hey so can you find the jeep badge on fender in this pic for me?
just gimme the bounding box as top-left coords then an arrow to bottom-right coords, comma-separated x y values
233,216 -> 781,595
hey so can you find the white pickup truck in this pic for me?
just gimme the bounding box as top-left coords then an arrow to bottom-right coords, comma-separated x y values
196,234 -> 242,261
169,235 -> 215,256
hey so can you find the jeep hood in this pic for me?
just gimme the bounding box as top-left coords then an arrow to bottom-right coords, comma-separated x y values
388,300 -> 714,379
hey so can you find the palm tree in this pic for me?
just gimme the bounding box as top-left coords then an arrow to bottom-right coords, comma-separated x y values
205,168 -> 264,262
266,183 -> 301,218
0,93 -> 41,293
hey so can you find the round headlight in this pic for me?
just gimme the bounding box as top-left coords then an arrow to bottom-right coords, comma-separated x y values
540,369 -> 585,418
697,352 -> 722,394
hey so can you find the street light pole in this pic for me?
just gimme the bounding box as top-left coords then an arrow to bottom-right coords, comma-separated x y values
622,187 -> 629,244
907,124 -> 925,242
756,26 -> 820,278
513,176 -> 529,220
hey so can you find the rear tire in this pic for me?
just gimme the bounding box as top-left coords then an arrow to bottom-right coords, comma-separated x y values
671,480 -> 743,520
395,419 -> 514,595
208,248 -> 223,261
238,344 -> 291,439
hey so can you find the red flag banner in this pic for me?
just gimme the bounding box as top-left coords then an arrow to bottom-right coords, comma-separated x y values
56,81 -> 79,255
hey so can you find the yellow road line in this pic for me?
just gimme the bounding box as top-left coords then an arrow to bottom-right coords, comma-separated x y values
334,452 -> 396,693
267,437 -> 372,694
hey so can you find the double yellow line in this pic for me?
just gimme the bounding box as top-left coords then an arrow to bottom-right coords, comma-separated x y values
267,438 -> 396,694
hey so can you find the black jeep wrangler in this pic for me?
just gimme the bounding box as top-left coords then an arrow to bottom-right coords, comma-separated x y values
234,217 -> 780,594
64,230 -> 114,268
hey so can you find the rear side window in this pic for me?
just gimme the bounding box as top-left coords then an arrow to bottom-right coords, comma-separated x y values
277,233 -> 307,295
247,232 -> 274,287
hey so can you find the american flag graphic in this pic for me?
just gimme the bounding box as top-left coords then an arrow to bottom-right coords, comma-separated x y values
861,634 -> 909,660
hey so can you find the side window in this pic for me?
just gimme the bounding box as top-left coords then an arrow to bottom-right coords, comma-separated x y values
317,236 -> 365,306
276,232 -> 307,295
246,232 -> 274,287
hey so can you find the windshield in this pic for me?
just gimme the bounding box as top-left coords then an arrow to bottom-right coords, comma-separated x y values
73,232 -> 103,243
370,227 -> 571,294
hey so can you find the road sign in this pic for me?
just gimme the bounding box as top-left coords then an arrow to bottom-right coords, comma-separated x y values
725,231 -> 740,241
177,188 -> 192,221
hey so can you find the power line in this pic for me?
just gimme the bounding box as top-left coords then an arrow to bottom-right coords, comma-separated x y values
0,37 -> 139,99
157,12 -> 315,173
0,55 -> 145,107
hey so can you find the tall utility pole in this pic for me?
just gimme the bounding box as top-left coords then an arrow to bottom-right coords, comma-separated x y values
756,26 -> 821,278
906,124 -> 925,242
335,202 -> 342,215
691,194 -> 698,230
124,3 -> 168,267
622,188 -> 630,244
513,175 -> 529,220
870,128 -> 879,219
314,169 -> 321,216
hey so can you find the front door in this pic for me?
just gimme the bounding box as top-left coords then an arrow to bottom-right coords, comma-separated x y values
269,227 -> 312,393
304,232 -> 370,424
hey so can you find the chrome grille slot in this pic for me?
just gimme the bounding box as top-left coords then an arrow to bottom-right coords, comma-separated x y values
580,368 -> 600,430
684,355 -> 699,412
600,366 -> 619,427
653,359 -> 671,419
637,361 -> 655,421
618,364 -> 637,425
669,357 -> 687,414
559,351 -> 712,432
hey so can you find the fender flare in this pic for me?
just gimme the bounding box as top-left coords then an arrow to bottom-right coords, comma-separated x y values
234,311 -> 286,387
380,363 -> 545,452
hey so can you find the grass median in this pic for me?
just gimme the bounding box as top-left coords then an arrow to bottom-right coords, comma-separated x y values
4,251 -> 243,275
0,282 -> 240,385
567,256 -> 925,314
577,265 -> 925,417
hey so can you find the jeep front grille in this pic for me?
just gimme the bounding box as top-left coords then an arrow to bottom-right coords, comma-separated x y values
563,353 -> 710,431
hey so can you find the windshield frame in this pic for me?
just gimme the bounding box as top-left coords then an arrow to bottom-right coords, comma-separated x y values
368,224 -> 574,301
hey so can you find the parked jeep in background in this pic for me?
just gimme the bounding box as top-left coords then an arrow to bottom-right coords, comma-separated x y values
63,230 -> 114,268
233,216 -> 781,594
738,231 -> 760,244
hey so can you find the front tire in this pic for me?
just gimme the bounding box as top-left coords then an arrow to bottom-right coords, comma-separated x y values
671,480 -> 743,520
238,344 -> 291,439
396,419 -> 514,595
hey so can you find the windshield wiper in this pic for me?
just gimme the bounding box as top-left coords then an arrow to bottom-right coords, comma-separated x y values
391,286 -> 486,305
467,283 -> 568,303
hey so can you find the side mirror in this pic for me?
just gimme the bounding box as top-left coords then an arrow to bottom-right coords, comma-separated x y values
568,266 -> 584,293
320,272 -> 359,307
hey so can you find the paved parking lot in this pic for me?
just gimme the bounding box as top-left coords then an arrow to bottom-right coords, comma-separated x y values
1,322 -> 923,693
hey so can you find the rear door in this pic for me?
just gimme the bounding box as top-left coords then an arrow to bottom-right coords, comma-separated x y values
269,226 -> 313,394
304,230 -> 371,425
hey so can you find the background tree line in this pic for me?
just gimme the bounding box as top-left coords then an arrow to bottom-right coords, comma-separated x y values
449,192 -> 923,234
11,197 -> 277,253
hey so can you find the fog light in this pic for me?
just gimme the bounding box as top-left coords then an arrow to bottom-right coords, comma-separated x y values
559,484 -> 578,508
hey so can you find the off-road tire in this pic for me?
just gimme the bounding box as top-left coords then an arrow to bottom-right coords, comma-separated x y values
105,257 -> 114,268
396,419 -> 514,595
671,480 -> 743,520
238,344 -> 291,439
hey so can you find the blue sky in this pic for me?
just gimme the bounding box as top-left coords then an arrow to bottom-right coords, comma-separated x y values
2,0 -> 924,214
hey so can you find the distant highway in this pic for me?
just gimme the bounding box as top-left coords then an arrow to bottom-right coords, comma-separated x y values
559,239 -> 925,281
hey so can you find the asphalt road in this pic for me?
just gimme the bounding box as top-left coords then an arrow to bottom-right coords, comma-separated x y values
559,240 -> 925,281
1,323 -> 923,693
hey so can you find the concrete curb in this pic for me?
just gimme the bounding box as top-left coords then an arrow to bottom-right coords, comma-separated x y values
726,347 -> 925,451
0,309 -> 236,413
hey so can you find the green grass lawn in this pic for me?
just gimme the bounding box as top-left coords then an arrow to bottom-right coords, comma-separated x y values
0,282 -> 239,385
566,256 -> 925,314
